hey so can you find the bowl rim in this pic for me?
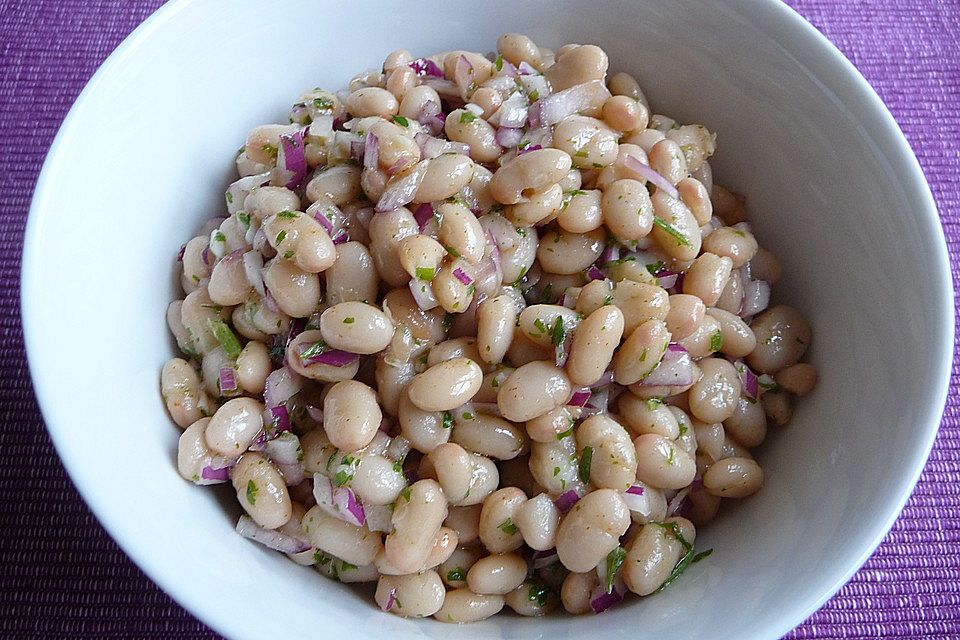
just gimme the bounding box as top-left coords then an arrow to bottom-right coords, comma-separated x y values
20,0 -> 954,638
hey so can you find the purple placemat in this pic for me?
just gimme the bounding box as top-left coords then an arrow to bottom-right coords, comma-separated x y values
1,0 -> 957,637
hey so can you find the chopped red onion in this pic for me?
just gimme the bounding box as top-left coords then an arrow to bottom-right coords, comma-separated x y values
625,484 -> 645,496
519,75 -> 550,104
264,367 -> 302,409
517,61 -> 537,75
582,387 -> 609,417
264,431 -> 300,465
454,54 -> 474,93
414,133 -> 471,159
385,159 -> 409,176
586,265 -> 605,281
277,462 -> 306,486
495,126 -> 524,148
383,587 -> 397,612
495,92 -> 530,128
226,172 -> 271,215
517,143 -> 542,155
236,515 -> 310,554
554,490 -> 581,513
409,57 -> 444,77
599,245 -> 621,264
313,475 -> 366,527
277,128 -> 308,189
528,80 -> 611,129
176,244 -> 186,262
300,344 -> 360,367
452,267 -> 473,286
464,102 -> 484,117
306,404 -> 323,423
413,202 -> 435,230
262,287 -> 279,314
559,289 -> 578,309
554,335 -> 571,367
269,405 -> 291,433
409,277 -> 440,311
375,161 -> 429,213
313,210 -> 333,237
658,273 -> 679,289
308,114 -> 334,142
331,228 -> 349,245
640,343 -> 695,387
363,132 -> 380,171
569,389 -> 591,407
590,576 -> 625,614
734,360 -> 760,400
200,465 -> 230,482
496,58 -> 519,77
365,504 -> 394,533
667,487 -> 691,516
591,370 -> 615,389
623,154 -> 679,199
532,548 -> 560,569
741,280 -> 771,317
218,367 -> 237,393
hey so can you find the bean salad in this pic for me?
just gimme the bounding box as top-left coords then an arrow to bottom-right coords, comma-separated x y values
162,34 -> 817,621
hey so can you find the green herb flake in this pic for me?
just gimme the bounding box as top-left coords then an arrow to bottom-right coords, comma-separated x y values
574,150 -> 589,158
527,580 -> 550,607
578,445 -> 594,483
461,411 -> 475,421
666,447 -> 676,466
334,470 -> 352,487
313,551 -> 332,566
528,90 -> 540,102
442,313 -> 454,332
277,210 -> 299,219
214,231 -> 226,244
237,211 -> 251,229
652,217 -> 692,247
550,316 -> 566,348
539,283 -> 554,304
459,111 -> 478,124
245,480 -> 258,505
516,227 -> 528,237
313,97 -> 334,111
339,560 -> 358,573
261,143 -> 278,160
392,460 -> 404,474
553,466 -> 561,477
645,398 -> 663,410
276,229 -> 287,245
645,260 -> 665,276
494,54 -> 504,71
283,250 -> 295,259
498,518 -> 519,535
392,115 -> 410,127
299,339 -> 327,362
651,522 -> 713,593
401,486 -> 412,502
533,318 -> 548,334
602,294 -> 614,306
207,319 -> 242,359
447,567 -> 467,583
710,330 -> 723,352
678,421 -> 688,436
441,411 -> 454,429
225,191 -> 234,205
604,547 -> 628,593
343,317 -> 355,324
556,427 -> 574,440
445,245 -> 461,258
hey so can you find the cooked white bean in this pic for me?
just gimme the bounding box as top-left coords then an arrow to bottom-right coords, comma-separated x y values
567,305 -> 624,387
497,360 -> 572,422
235,341 -> 270,394
623,517 -> 695,595
746,305 -> 812,374
467,553 -> 527,595
205,397 -> 264,455
555,489 -> 630,572
323,380 -> 382,453
515,493 -> 561,551
775,363 -> 818,396
320,301 -> 395,354
633,433 -> 696,489
434,588 -> 505,623
505,580 -> 558,616
704,456 -> 763,498
688,357 -> 741,423
161,358 -> 208,428
451,413 -> 525,460
577,414 -> 638,491
444,505 -> 483,546
490,149 -> 572,205
233,452 -> 292,529
368,207 -> 418,287
537,227 -> 605,275
385,479 -> 448,574
613,319 -> 670,385
478,487 -> 527,553
415,154 -> 476,202
408,358 -> 483,412
561,572 -> 599,614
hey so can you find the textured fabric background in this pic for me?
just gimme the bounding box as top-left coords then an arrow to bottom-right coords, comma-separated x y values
1,1 -> 957,637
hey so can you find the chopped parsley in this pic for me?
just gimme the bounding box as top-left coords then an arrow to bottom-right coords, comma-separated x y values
527,579 -> 550,606
276,229 -> 287,245
225,191 -> 234,205
283,250 -> 295,259
459,111 -> 477,124
556,427 -> 574,440
207,319 -> 242,359
494,54 -> 504,71
313,550 -> 332,565
549,317 -> 566,348
539,283 -> 554,303
334,470 -> 353,487
391,115 -> 410,127
666,447 -> 676,466
652,217 -> 692,247
245,480 -> 258,505
652,522 -> 713,593
603,547 -> 627,593
578,446 -> 594,483
276,210 -> 299,219
237,211 -> 251,229
400,486 -> 412,502
313,97 -> 334,111
447,567 -> 466,582
497,518 -> 519,535
441,411 -> 454,429
574,150 -> 589,158
645,260 -> 665,276
343,317 -> 355,324
442,313 -> 454,332
533,318 -> 548,334
414,266 -> 437,282
299,339 -> 327,362
553,466 -> 561,477
261,143 -> 278,160
710,330 -> 723,352
445,246 -> 461,258
645,398 -> 663,410
214,231 -> 226,244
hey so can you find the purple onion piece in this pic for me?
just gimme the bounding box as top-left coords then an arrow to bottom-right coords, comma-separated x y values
554,490 -> 581,513
569,389 -> 591,407
200,465 -> 230,482
623,154 -> 679,199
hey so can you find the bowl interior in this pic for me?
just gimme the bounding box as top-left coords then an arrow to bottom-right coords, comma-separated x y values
22,0 -> 952,639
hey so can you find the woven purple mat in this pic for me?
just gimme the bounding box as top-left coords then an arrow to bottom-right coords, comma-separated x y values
1,0 -> 957,637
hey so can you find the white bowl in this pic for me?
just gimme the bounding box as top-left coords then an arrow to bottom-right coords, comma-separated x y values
22,0 -> 953,638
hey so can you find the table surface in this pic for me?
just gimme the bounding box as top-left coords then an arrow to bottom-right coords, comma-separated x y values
1,0 -> 958,637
